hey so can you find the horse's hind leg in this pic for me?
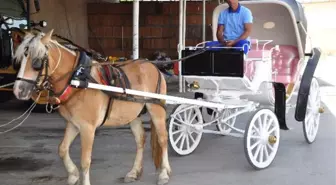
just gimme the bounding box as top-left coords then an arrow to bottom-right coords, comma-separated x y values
59,122 -> 80,185
79,123 -> 96,185
146,104 -> 171,185
124,117 -> 146,182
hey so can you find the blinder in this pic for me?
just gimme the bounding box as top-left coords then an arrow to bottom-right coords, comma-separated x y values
12,58 -> 21,71
32,54 -> 48,71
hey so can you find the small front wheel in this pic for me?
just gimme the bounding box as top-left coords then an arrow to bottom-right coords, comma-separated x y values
168,104 -> 203,156
244,108 -> 280,170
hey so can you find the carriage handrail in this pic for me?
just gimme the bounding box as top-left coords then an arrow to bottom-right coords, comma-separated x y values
298,22 -> 314,57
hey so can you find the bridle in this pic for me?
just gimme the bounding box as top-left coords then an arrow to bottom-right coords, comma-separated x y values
14,35 -> 63,95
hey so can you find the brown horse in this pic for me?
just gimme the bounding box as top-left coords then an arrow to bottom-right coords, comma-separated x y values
12,29 -> 171,185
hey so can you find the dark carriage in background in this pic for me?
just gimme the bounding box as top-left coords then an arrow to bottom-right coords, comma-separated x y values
168,0 -> 323,169
0,0 -> 48,105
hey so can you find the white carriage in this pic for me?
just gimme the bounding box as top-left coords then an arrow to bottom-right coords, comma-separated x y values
70,0 -> 324,171
167,0 -> 324,169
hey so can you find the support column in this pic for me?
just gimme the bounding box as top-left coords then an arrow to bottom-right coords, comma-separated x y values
132,0 -> 139,59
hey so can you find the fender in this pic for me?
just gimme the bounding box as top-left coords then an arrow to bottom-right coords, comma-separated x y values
295,47 -> 321,122
273,82 -> 289,130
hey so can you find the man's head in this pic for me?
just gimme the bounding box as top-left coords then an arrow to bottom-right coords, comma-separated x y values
225,0 -> 239,9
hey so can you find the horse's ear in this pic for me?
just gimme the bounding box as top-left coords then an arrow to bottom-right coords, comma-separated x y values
41,29 -> 54,44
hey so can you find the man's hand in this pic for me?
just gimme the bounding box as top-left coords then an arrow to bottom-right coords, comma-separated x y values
225,40 -> 236,47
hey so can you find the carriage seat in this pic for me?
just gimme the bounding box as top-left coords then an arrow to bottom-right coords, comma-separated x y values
270,45 -> 299,85
246,41 -> 300,85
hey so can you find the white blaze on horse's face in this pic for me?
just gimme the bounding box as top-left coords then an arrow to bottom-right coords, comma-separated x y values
13,30 -> 54,100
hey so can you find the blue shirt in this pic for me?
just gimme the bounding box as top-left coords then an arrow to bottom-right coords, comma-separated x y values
218,4 -> 253,41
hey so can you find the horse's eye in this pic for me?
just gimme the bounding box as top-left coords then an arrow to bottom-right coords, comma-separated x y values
12,58 -> 21,71
24,47 -> 28,56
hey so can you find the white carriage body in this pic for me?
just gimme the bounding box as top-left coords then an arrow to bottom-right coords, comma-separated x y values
179,0 -> 309,106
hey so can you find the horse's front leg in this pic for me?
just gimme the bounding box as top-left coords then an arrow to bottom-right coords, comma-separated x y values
80,124 -> 96,185
124,118 -> 146,182
59,122 -> 80,185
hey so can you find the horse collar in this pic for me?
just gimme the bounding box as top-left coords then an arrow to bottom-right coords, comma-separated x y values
53,51 -> 93,104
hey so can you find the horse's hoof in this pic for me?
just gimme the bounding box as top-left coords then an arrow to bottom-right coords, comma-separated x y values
124,176 -> 137,183
157,177 -> 169,185
68,171 -> 80,185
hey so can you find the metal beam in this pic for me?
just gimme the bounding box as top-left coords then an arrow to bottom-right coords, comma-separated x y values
133,0 -> 139,59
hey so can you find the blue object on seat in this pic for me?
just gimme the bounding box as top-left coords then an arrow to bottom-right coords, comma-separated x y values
204,40 -> 250,54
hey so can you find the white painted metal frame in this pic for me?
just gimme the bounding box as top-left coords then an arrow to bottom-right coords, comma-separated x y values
70,80 -> 255,109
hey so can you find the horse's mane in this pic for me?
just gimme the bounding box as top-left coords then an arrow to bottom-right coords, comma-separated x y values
14,31 -> 76,64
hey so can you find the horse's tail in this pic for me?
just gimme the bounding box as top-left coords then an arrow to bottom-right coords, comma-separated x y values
150,120 -> 162,169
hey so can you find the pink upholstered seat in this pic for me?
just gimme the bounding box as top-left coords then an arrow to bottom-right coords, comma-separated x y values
270,45 -> 299,85
246,43 -> 300,85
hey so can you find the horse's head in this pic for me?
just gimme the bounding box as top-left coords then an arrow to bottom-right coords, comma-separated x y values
13,29 -> 59,100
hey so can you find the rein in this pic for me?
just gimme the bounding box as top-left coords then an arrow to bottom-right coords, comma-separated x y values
16,31 -> 222,110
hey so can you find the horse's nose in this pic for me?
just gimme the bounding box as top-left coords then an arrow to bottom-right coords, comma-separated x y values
18,84 -> 27,98
14,81 -> 34,100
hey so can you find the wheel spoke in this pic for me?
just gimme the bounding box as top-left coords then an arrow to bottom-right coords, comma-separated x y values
306,112 -> 313,123
187,109 -> 192,122
177,114 -> 183,121
188,131 -> 196,143
172,129 -> 183,135
186,133 -> 190,149
175,117 -> 187,125
253,144 -> 262,160
250,140 -> 261,150
265,118 -> 273,132
179,134 -> 186,150
190,113 -> 198,124
174,132 -> 184,145
266,143 -> 274,153
263,114 -> 268,130
252,124 -> 261,135
259,145 -> 264,162
307,118 -> 314,136
183,111 -> 187,122
264,144 -> 269,158
250,135 -> 262,139
172,121 -> 182,127
268,126 -> 276,134
257,117 -> 262,130
314,91 -> 320,103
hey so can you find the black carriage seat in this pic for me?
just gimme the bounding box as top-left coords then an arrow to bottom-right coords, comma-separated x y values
181,48 -> 246,77
0,28 -> 12,68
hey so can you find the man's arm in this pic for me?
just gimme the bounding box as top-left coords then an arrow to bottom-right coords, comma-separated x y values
235,23 -> 252,41
217,25 -> 226,45
216,12 -> 227,45
234,9 -> 253,43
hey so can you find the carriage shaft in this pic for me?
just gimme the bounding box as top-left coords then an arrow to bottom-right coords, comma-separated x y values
71,80 -> 237,109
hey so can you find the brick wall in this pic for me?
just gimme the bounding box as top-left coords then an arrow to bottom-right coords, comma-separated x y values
87,1 -> 218,59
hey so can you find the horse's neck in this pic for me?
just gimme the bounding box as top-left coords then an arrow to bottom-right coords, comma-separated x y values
48,43 -> 78,94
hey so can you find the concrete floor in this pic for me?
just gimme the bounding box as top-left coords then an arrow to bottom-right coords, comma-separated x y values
0,79 -> 334,185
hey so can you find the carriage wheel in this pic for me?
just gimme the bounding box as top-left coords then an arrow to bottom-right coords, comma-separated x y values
215,108 -> 237,135
244,108 -> 280,170
303,78 -> 322,144
168,104 -> 203,156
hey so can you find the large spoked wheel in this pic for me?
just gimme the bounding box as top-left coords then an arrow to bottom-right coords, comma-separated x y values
244,108 -> 280,170
303,77 -> 322,144
168,104 -> 203,156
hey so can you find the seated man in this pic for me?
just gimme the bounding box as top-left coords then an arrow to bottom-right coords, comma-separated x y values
207,0 -> 253,55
